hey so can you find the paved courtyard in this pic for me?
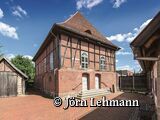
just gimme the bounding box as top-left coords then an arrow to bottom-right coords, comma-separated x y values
0,92 -> 154,120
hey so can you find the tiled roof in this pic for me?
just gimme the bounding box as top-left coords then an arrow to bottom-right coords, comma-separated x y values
33,12 -> 119,61
58,12 -> 118,48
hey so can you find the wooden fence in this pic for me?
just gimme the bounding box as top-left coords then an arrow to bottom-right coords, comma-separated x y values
119,74 -> 147,91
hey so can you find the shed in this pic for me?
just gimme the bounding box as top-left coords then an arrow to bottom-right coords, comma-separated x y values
0,57 -> 28,97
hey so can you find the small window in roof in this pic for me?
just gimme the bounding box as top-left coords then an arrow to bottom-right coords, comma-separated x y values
85,30 -> 92,34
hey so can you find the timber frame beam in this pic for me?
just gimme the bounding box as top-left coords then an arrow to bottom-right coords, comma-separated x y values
135,57 -> 160,61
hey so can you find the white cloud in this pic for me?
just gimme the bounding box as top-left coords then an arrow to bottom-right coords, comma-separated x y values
12,5 -> 27,18
134,19 -> 152,33
112,0 -> 127,8
6,54 -> 33,60
76,0 -> 103,10
23,55 -> 33,60
107,19 -> 152,42
134,60 -> 141,70
107,32 -> 135,42
117,65 -> 133,71
0,22 -> 19,39
117,64 -> 141,72
116,47 -> 132,56
116,51 -> 132,55
116,59 -> 119,63
6,54 -> 15,60
12,10 -> 22,18
0,8 -> 4,19
120,46 -> 124,51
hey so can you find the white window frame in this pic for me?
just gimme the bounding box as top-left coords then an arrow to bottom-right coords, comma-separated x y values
100,56 -> 105,70
81,51 -> 88,69
50,52 -> 54,70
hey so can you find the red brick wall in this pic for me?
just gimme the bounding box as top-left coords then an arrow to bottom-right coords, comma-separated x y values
58,33 -> 117,97
35,36 -> 59,95
58,68 -> 116,97
35,33 -> 117,97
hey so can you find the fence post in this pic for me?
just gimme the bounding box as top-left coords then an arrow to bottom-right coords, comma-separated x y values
133,71 -> 135,90
119,76 -> 121,90
120,72 -> 122,91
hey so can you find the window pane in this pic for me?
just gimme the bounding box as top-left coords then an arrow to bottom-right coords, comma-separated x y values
82,57 -> 84,62
44,58 -> 46,72
100,56 -> 106,70
82,63 -> 84,68
50,52 -> 54,70
81,51 -> 88,69
86,64 -> 88,68
85,58 -> 88,62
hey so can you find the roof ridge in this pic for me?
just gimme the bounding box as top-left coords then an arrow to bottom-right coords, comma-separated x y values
0,57 -> 28,79
130,11 -> 160,45
61,11 -> 80,24
59,11 -> 117,47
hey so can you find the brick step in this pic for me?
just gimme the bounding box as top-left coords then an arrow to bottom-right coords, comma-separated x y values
77,93 -> 110,99
80,88 -> 110,94
76,89 -> 110,99
79,89 -> 110,94
78,91 -> 109,96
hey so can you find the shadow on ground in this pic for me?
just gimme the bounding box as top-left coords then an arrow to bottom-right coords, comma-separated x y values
25,87 -> 155,120
79,93 -> 155,120
26,87 -> 54,99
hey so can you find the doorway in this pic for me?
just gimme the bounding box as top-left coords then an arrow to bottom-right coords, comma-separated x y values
82,74 -> 89,91
95,74 -> 101,89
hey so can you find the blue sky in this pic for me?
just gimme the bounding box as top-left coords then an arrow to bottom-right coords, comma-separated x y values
0,0 -> 159,72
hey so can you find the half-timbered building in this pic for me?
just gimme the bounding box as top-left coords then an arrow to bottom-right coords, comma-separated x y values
33,12 -> 119,98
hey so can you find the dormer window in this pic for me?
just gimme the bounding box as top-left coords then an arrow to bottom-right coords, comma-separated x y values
85,30 -> 92,34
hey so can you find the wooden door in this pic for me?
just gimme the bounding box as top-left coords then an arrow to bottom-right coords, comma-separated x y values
82,74 -> 88,91
0,72 -> 17,97
8,73 -> 17,96
95,76 -> 100,89
0,72 -> 8,97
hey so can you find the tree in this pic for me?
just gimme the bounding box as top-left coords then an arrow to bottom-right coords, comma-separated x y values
11,55 -> 35,82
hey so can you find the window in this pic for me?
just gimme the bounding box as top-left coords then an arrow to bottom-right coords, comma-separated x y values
85,30 -> 92,34
36,64 -> 39,75
81,51 -> 88,69
44,58 -> 46,72
50,52 -> 54,70
100,56 -> 105,70
49,76 -> 52,82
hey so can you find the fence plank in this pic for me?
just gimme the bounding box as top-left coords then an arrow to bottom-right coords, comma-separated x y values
119,74 -> 147,91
